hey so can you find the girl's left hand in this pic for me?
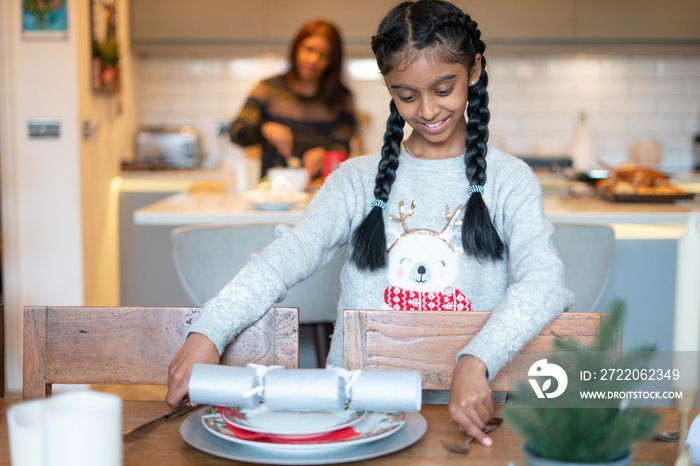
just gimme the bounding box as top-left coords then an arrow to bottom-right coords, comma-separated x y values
447,355 -> 494,446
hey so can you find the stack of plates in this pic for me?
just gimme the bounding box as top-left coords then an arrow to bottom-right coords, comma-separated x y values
180,403 -> 427,464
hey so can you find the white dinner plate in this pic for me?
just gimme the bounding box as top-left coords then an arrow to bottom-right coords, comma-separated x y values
181,407 -> 427,465
220,403 -> 366,436
240,190 -> 309,211
201,406 -> 405,452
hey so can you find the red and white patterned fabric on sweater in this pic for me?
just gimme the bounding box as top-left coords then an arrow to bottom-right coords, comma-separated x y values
384,286 -> 473,311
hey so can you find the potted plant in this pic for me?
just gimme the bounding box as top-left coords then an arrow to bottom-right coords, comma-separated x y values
504,300 -> 661,465
97,39 -> 119,91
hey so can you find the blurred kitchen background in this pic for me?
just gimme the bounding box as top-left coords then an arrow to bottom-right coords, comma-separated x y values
1,0 -> 699,394
135,54 -> 699,172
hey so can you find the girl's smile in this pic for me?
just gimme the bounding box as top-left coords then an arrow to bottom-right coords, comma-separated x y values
419,116 -> 450,133
385,54 -> 478,160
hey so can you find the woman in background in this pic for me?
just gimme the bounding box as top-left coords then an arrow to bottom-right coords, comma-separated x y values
229,19 -> 357,179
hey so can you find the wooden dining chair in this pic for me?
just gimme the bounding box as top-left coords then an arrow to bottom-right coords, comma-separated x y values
343,310 -> 615,391
23,306 -> 299,399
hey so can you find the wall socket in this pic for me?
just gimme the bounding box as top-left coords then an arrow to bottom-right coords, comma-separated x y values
82,118 -> 100,140
28,117 -> 60,138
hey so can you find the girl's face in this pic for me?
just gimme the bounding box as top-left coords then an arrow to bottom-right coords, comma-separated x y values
295,34 -> 332,83
385,54 -> 478,159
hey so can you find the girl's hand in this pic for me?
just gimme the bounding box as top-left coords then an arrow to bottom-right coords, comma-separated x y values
302,147 -> 326,177
261,122 -> 293,159
447,355 -> 494,446
166,332 -> 220,408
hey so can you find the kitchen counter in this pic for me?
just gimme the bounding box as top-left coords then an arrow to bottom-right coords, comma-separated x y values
133,192 -> 306,225
133,191 -> 700,226
118,169 -> 225,193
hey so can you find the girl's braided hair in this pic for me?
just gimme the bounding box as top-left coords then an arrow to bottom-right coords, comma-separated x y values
350,0 -> 504,271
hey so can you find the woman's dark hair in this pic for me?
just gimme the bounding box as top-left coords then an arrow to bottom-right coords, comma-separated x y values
350,0 -> 505,271
286,19 -> 348,110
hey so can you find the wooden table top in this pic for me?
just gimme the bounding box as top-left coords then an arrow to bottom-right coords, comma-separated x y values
0,399 -> 691,465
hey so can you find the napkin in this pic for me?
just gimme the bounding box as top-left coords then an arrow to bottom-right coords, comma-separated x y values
347,370 -> 422,412
7,391 -> 122,466
189,364 -> 267,408
216,406 -> 359,443
263,368 -> 346,411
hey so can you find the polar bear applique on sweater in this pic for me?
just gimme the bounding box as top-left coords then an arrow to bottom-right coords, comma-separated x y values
383,200 -> 473,312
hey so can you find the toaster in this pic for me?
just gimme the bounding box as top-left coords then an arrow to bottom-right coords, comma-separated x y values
134,126 -> 200,169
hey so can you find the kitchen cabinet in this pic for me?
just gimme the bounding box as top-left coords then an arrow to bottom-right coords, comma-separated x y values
130,0 -> 700,56
456,0 -> 577,42
130,0 -> 266,43
130,0 -> 381,56
265,0 -> 381,44
578,0 -> 700,42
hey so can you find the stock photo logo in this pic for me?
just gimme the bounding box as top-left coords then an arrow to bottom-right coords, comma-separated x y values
528,359 -> 568,399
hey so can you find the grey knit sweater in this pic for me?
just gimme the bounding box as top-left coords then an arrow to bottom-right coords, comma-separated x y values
190,147 -> 574,380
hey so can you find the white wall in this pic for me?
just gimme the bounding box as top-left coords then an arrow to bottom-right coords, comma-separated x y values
1,1 -> 84,392
133,54 -> 700,172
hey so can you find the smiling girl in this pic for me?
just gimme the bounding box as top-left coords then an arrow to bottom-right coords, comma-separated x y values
167,0 -> 573,447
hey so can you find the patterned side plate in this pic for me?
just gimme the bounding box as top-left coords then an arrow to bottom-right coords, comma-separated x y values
202,406 -> 405,452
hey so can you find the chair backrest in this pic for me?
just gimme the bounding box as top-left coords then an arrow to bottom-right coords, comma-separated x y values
23,306 -> 298,399
551,222 -> 615,312
343,310 -> 614,391
171,224 -> 345,324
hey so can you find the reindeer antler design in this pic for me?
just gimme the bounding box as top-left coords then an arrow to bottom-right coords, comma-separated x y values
389,200 -> 417,232
386,201 -> 464,256
442,205 -> 464,234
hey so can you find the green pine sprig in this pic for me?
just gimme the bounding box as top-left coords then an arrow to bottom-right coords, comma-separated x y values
503,299 -> 661,462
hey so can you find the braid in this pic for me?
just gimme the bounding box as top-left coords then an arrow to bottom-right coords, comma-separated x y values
350,100 -> 404,270
462,27 -> 505,261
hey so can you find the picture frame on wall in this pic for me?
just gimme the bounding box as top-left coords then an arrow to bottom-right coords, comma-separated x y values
22,0 -> 68,39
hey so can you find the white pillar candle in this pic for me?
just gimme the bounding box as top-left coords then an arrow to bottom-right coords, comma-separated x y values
44,391 -> 122,466
7,399 -> 47,466
673,213 -> 700,390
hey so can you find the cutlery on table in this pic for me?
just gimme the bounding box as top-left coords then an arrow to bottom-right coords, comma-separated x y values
123,401 -> 201,442
441,417 -> 504,454
655,431 -> 680,442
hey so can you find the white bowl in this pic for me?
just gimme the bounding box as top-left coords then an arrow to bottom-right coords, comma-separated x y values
267,168 -> 309,192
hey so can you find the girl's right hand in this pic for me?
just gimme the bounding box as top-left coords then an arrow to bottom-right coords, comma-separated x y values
447,355 -> 494,446
165,332 -> 220,408
261,122 -> 293,159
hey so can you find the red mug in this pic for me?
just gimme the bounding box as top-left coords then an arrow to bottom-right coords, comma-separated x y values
323,150 -> 348,179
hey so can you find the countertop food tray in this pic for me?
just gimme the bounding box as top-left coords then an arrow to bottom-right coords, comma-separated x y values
601,191 -> 696,203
